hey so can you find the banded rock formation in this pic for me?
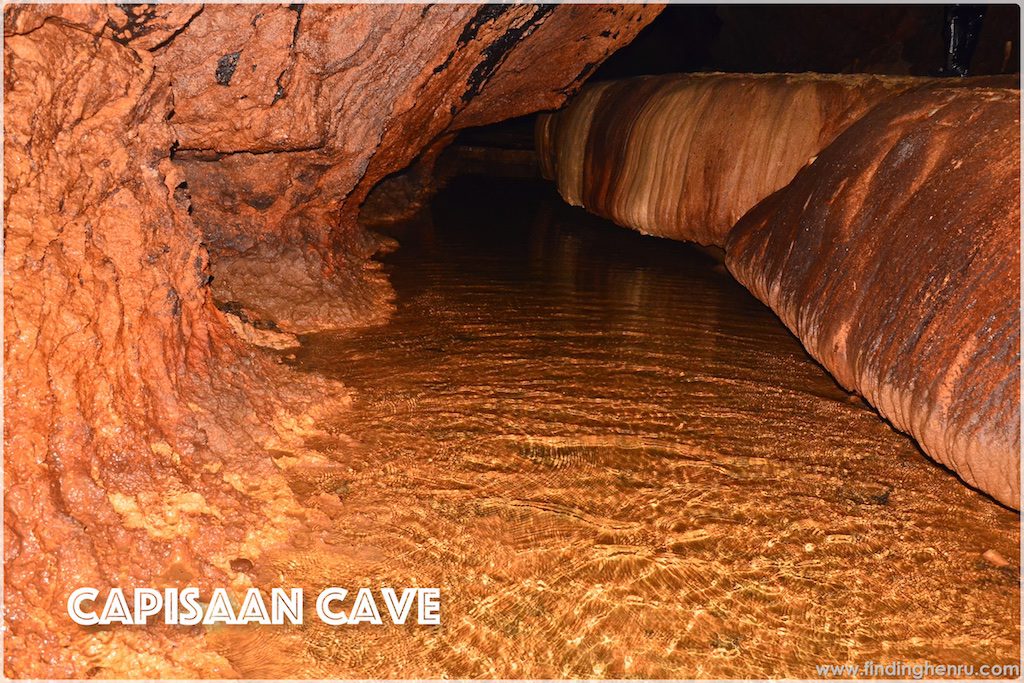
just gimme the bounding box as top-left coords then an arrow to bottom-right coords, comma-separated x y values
726,85 -> 1021,509
538,72 -> 1020,508
535,72 -> 924,246
3,4 -> 657,677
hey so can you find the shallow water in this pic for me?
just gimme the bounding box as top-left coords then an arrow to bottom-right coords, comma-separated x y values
216,178 -> 1019,679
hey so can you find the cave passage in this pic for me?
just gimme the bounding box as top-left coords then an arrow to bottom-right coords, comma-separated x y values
5,4 -> 1019,678
209,176 -> 1021,679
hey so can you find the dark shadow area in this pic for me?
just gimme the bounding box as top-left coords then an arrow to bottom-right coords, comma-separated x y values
451,4 -> 1019,157
595,4 -> 1019,78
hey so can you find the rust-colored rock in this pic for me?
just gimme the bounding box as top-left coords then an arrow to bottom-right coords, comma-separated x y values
535,72 -> 925,246
725,85 -> 1021,509
3,4 -> 656,678
162,4 -> 660,332
3,17 -> 282,678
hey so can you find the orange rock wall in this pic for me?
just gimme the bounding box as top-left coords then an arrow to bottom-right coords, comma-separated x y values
4,15 -> 270,677
2,4 -> 658,677
163,4 -> 660,332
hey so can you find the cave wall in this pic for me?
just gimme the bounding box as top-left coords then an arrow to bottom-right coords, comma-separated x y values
727,85 -> 1021,509
162,4 -> 659,333
535,73 -> 1020,508
4,14 -> 280,677
2,4 -> 659,677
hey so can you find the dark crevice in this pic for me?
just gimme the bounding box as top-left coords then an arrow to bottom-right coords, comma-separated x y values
215,51 -> 241,86
272,69 -> 288,104
172,144 -> 323,161
460,5 -> 555,104
288,3 -> 304,47
107,3 -> 159,45
147,5 -> 205,52
433,4 -> 514,76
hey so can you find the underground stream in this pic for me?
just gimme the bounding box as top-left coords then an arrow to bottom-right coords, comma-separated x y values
192,176 -> 1021,679
4,5 -> 1019,678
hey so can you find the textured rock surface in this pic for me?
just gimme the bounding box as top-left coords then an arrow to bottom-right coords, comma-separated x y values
3,17 -> 290,678
726,85 -> 1020,509
536,72 -> 923,246
162,4 -> 659,332
3,4 -> 655,678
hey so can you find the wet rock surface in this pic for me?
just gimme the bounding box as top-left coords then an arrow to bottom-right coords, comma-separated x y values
536,73 -> 924,245
537,72 -> 1020,510
2,17 -> 295,677
726,85 -> 1020,509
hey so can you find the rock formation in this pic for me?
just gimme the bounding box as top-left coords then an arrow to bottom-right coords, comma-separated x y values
162,4 -> 659,333
726,85 -> 1021,509
2,4 -> 658,677
537,72 -> 1019,508
536,72 -> 924,245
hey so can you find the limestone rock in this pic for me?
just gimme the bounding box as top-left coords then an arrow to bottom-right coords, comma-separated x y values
536,72 -> 924,245
725,85 -> 1021,509
3,18 -> 257,678
161,4 -> 660,332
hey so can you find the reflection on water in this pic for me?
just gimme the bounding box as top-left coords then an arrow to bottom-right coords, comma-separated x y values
216,178 -> 1019,679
